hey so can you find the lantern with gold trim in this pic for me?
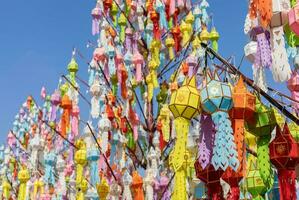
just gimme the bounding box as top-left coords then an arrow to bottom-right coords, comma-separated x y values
246,98 -> 276,189
269,123 -> 299,200
194,160 -> 224,200
168,76 -> 200,200
97,177 -> 110,199
222,76 -> 256,200
17,165 -> 30,200
74,139 -> 87,188
200,71 -> 239,171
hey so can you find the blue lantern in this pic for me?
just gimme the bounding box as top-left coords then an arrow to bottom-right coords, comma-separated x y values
200,71 -> 239,171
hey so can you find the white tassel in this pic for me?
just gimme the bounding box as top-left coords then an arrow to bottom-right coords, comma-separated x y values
101,130 -> 108,153
144,169 -> 154,200
253,65 -> 268,92
122,171 -> 133,200
270,26 -> 291,82
91,96 -> 100,119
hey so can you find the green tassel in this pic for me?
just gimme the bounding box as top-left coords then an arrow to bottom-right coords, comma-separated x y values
257,136 -> 274,189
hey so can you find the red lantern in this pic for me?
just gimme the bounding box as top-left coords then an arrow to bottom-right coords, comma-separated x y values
269,123 -> 299,200
194,160 -> 224,200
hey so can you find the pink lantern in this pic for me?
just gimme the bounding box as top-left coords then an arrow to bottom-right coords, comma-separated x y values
287,70 -> 299,114
289,2 -> 299,35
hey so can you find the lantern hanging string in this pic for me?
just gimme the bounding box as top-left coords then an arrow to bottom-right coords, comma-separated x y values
201,43 -> 299,125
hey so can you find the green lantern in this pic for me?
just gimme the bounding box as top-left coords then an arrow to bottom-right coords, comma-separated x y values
246,98 -> 276,137
245,160 -> 267,200
246,97 -> 276,189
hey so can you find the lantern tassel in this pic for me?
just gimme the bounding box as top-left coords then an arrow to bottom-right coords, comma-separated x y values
278,169 -> 297,200
270,26 -> 291,82
257,136 -> 274,189
211,111 -> 239,171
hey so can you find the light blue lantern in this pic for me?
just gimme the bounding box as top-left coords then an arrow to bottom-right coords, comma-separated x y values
200,71 -> 239,171
87,148 -> 100,186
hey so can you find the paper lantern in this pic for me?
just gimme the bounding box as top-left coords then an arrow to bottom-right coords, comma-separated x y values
132,171 -> 144,200
200,71 -> 239,171
244,160 -> 267,199
194,160 -> 224,200
289,2 -> 299,36
74,140 -> 87,188
169,76 -> 200,120
60,95 -> 72,138
246,98 -> 276,137
168,76 -> 200,200
287,70 -> 299,114
270,124 -> 299,200
246,98 -> 276,189
17,166 -> 30,200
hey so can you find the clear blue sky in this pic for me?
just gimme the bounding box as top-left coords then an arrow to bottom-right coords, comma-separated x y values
0,1 -> 289,143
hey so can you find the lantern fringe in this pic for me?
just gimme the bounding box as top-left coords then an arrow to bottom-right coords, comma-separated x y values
211,111 -> 239,171
257,136 -> 274,189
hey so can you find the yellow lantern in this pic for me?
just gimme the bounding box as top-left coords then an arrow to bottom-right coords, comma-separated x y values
169,76 -> 201,200
18,166 -> 30,200
74,139 -> 87,188
2,179 -> 11,199
200,27 -> 210,43
97,178 -> 110,199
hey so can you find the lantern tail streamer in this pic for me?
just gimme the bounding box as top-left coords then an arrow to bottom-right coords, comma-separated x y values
211,111 -> 239,171
257,136 -> 274,189
252,65 -> 268,92
278,169 -> 297,200
270,26 -> 291,82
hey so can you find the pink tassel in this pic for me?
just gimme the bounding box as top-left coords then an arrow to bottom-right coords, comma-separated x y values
7,131 -> 16,147
169,0 -> 176,16
92,19 -> 100,35
177,0 -> 184,9
71,104 -> 80,137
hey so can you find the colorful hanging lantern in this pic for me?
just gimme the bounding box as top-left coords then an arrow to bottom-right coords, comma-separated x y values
209,27 -> 220,52
168,76 -> 200,200
91,3 -> 101,35
200,71 -> 239,171
246,98 -> 276,189
194,161 -> 224,200
244,159 -> 267,200
74,139 -> 87,188
287,69 -> 299,114
270,123 -> 299,200
132,171 -> 144,200
289,2 -> 299,36
60,94 -> 72,138
17,166 -> 30,200
222,76 -> 256,200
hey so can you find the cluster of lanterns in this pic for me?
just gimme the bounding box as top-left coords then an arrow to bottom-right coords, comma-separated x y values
1,0 -> 299,200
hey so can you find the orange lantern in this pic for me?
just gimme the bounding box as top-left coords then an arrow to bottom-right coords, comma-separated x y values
60,95 -> 72,138
222,77 -> 256,200
131,171 -> 144,200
